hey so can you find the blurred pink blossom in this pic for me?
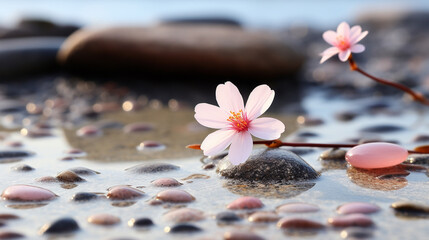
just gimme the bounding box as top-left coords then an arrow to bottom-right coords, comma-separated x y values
320,21 -> 368,63
194,81 -> 285,165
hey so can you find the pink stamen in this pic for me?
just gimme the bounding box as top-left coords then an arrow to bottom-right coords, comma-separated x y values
227,110 -> 249,132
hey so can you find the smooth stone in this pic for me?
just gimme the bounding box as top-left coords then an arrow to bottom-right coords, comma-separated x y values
248,211 -> 280,222
413,134 -> 429,142
224,231 -> 265,240
277,218 -> 325,229
123,122 -> 153,133
20,128 -> 52,138
87,213 -> 120,226
335,111 -> 358,122
346,143 -> 408,169
76,125 -> 102,137
11,164 -> 34,172
0,151 -> 34,160
164,223 -> 202,233
216,212 -> 241,223
405,154 -> 429,165
56,171 -> 85,183
125,163 -> 179,173
107,186 -> 144,200
217,148 -> 319,182
360,124 -> 404,133
296,131 -> 318,138
1,185 -> 56,201
181,174 -> 210,180
0,214 -> 19,220
60,157 -> 75,161
276,203 -> 320,213
35,176 -> 58,183
319,148 -> 347,161
148,199 -> 163,206
68,167 -> 100,175
128,218 -> 154,227
71,192 -> 98,202
337,202 -> 380,215
227,196 -> 263,210
163,208 -> 204,223
202,163 -> 215,170
136,141 -> 166,151
151,178 -> 182,187
0,231 -> 24,239
161,16 -> 241,27
65,149 -> 84,154
156,189 -> 195,203
328,214 -> 373,227
340,227 -> 374,239
4,141 -> 23,148
296,116 -> 324,126
390,201 -> 429,217
40,218 -> 79,234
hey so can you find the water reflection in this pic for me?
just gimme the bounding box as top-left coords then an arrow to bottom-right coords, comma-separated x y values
347,166 -> 409,191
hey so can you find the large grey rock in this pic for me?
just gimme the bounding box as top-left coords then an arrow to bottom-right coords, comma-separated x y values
217,148 -> 319,182
58,25 -> 304,79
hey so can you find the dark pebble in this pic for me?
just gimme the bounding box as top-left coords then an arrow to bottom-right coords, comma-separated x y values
360,124 -> 404,133
60,157 -> 75,161
224,231 -> 265,240
11,164 -> 34,172
0,151 -> 34,160
296,132 -> 318,138
0,231 -> 24,239
413,135 -> 429,142
391,201 -> 429,218
68,167 -> 100,175
125,163 -> 179,173
123,122 -> 153,133
340,227 -> 374,239
165,223 -> 202,233
0,214 -> 19,220
136,141 -> 166,151
20,128 -> 52,138
277,218 -> 325,229
405,154 -> 429,165
319,148 -> 347,161
107,186 -> 144,200
40,218 -> 80,234
36,176 -> 58,183
71,192 -> 98,202
216,212 -> 241,223
128,217 -> 154,227
56,171 -> 86,183
335,111 -> 358,122
297,116 -> 324,126
202,163 -> 215,170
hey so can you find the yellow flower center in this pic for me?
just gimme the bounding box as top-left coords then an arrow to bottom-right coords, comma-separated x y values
336,35 -> 350,51
227,110 -> 249,132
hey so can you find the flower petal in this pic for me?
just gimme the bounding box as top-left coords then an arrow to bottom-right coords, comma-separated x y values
248,117 -> 285,140
337,22 -> 350,38
245,85 -> 275,121
349,25 -> 362,43
338,49 -> 351,62
322,30 -> 338,46
194,103 -> 229,129
320,47 -> 340,63
216,81 -> 245,113
228,132 -> 253,165
351,31 -> 368,44
351,44 -> 365,53
200,129 -> 236,156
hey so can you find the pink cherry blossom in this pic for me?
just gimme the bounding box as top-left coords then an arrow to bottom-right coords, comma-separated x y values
320,21 -> 368,63
194,81 -> 285,165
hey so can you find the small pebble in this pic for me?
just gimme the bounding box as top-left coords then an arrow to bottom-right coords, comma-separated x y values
88,213 -> 120,226
340,227 -> 374,239
123,122 -> 153,133
277,218 -> 325,229
0,231 -> 24,239
20,128 -> 52,138
181,174 -> 210,180
76,125 -> 102,137
248,211 -> 279,222
1,185 -> 56,201
107,186 -> 145,200
11,164 -> 34,172
68,167 -> 100,175
71,192 -> 98,202
0,151 -> 34,160
163,208 -> 204,222
126,163 -> 179,173
60,157 -> 75,161
328,214 -> 373,227
39,218 -> 79,234
405,154 -> 429,165
136,141 -> 166,151
337,202 -> 380,215
390,201 -> 429,218
413,134 -> 429,142
346,143 -> 408,169
128,218 -> 154,227
151,178 -> 181,187
36,176 -> 58,183
0,214 -> 19,220
202,163 -> 215,170
335,111 -> 358,122
224,231 -> 265,240
296,131 -> 318,137
61,183 -> 78,189
319,148 -> 347,161
164,223 -> 202,233
4,141 -> 23,148
276,203 -> 320,213
156,189 -> 195,203
216,212 -> 241,223
148,199 -> 163,206
360,124 -> 404,133
227,196 -> 263,210
65,149 -> 85,154
56,171 -> 86,183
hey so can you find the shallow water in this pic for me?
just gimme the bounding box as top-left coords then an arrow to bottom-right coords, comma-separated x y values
0,88 -> 429,239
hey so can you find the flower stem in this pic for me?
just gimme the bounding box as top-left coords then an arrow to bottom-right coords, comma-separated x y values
348,55 -> 429,106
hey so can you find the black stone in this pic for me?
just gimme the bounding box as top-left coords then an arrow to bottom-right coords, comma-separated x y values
335,111 -> 358,122
296,132 -> 318,137
0,231 -> 25,239
129,218 -> 154,227
217,148 -> 319,182
391,201 -> 429,218
71,192 -> 98,202
11,164 -> 34,172
125,163 -> 179,173
216,211 -> 241,223
319,148 -> 347,161
340,227 -> 374,239
405,154 -> 429,165
360,124 -> 404,133
40,218 -> 79,234
166,224 -> 202,233
0,151 -> 34,160
68,167 -> 100,175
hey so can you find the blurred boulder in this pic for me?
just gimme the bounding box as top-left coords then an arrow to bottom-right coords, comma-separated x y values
0,18 -> 79,39
58,25 -> 305,79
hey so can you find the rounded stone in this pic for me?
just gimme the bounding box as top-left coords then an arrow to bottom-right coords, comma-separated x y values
0,214 -> 19,220
405,154 -> 429,165
11,164 -> 34,172
346,143 -> 408,169
40,218 -> 79,234
56,171 -> 85,183
35,176 -> 58,183
88,213 -> 120,226
0,151 -> 34,161
277,218 -> 325,229
163,208 -> 204,223
76,125 -> 102,137
151,178 -> 182,187
136,141 -> 166,151
128,218 -> 154,227
217,148 -> 319,182
67,167 -> 100,175
123,122 -> 153,133
164,223 -> 202,233
319,148 -> 347,161
0,231 -> 24,239
276,203 -> 320,213
360,124 -> 404,133
125,163 -> 179,174
248,211 -> 279,222
340,227 -> 374,239
390,201 -> 429,217
224,231 -> 265,240
337,202 -> 380,215
107,186 -> 144,200
156,189 -> 195,203
216,212 -> 241,223
71,192 -> 98,202
328,214 -> 373,227
1,185 -> 56,201
227,196 -> 263,210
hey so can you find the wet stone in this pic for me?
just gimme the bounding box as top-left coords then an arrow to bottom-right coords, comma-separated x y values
297,116 -> 324,126
328,214 -> 373,227
68,167 -> 100,175
217,148 -> 319,182
413,134 -> 429,142
163,208 -> 205,223
71,192 -> 98,202
56,171 -> 86,183
390,201 -> 429,218
346,143 -> 408,169
277,218 -> 325,229
319,148 -> 347,161
76,125 -> 102,137
0,151 -> 34,161
276,203 -> 320,213
148,199 -> 163,206
337,202 -> 380,215
36,176 -> 58,183
40,218 -> 80,234
65,149 -> 85,154
88,213 -> 120,226
202,163 -> 215,170
11,164 -> 34,172
156,189 -> 195,203
0,214 -> 19,220
107,186 -> 144,200
224,231 -> 265,240
21,128 -> 52,138
227,196 -> 263,210
360,124 -> 404,133
1,185 -> 56,201
181,174 -> 210,180
0,231 -> 24,239
123,122 -> 153,133
248,211 -> 280,222
216,212 -> 241,223
151,178 -> 181,187
126,163 -> 179,173
335,111 -> 358,122
165,223 -> 202,233
340,227 -> 374,239
136,141 -> 166,151
405,154 -> 429,165
128,218 -> 154,227
60,157 -> 75,161
296,131 -> 318,138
